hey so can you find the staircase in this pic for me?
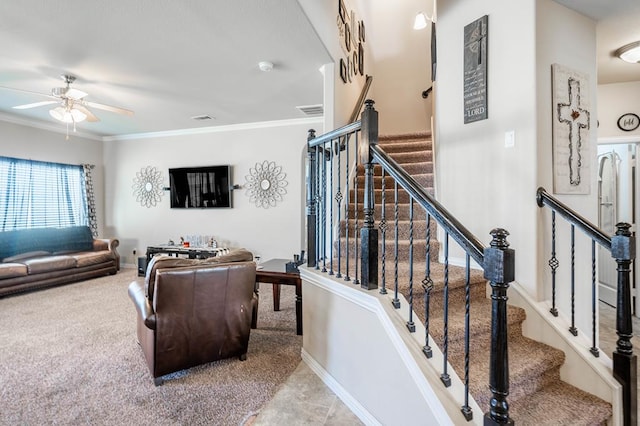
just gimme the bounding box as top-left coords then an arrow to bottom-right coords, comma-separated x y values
342,133 -> 612,424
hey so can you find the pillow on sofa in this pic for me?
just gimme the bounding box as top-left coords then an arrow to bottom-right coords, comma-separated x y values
144,248 -> 254,301
2,251 -> 50,263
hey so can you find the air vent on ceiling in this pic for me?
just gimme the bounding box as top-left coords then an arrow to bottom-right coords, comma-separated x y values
296,104 -> 324,116
191,114 -> 214,121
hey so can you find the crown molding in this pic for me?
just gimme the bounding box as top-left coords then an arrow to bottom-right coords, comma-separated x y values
102,117 -> 324,142
0,112 -> 103,141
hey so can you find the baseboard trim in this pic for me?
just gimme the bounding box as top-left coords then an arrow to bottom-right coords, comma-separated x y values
301,349 -> 380,426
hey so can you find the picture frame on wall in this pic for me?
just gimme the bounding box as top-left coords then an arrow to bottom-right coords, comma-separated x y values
339,58 -> 347,83
338,0 -> 347,24
344,23 -> 351,52
358,42 -> 364,75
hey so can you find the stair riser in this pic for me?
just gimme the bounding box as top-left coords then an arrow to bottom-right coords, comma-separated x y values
334,239 -> 439,261
379,140 -> 433,152
348,188 -> 435,204
346,204 -> 431,220
340,219 -> 437,241
357,162 -> 434,175
357,174 -> 434,188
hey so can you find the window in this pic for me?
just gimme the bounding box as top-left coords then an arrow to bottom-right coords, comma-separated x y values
0,156 -> 89,231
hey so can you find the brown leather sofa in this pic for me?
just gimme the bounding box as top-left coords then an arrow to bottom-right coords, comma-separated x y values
0,226 -> 120,297
128,248 -> 257,385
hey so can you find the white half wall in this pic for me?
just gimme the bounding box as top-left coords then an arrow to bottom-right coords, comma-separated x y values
103,119 -> 320,267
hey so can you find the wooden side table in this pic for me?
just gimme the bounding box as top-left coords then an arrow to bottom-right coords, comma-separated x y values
255,258 -> 302,335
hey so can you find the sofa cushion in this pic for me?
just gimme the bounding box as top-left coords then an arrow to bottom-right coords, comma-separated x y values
0,263 -> 28,279
2,251 -> 50,263
22,255 -> 77,274
0,226 -> 93,260
72,251 -> 115,268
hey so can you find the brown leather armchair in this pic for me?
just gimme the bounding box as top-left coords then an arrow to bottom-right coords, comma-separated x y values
128,251 -> 257,385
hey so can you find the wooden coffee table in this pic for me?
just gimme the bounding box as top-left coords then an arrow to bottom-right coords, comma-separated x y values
255,258 -> 302,335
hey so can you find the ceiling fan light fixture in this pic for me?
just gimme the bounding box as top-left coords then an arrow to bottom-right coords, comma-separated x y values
49,106 -> 87,123
615,41 -> 640,64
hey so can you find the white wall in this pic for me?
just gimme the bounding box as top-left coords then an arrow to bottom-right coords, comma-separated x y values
436,0 -> 538,291
355,0 -> 432,135
299,0 -> 373,128
0,120 -> 106,235
598,81 -> 640,139
103,120 -> 319,267
436,0 -> 598,334
535,0 -> 598,334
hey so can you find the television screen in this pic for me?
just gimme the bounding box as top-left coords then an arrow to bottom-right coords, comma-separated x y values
169,165 -> 232,208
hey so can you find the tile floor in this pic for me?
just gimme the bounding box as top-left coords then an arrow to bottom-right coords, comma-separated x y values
253,301 -> 639,425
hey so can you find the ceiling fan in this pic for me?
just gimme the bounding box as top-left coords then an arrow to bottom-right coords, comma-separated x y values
5,74 -> 134,125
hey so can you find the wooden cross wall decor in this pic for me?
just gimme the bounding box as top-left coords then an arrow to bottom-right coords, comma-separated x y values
552,64 -> 592,195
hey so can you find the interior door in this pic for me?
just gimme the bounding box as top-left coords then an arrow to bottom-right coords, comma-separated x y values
598,152 -> 618,307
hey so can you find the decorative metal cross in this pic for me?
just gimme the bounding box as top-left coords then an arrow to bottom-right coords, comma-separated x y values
557,77 -> 590,186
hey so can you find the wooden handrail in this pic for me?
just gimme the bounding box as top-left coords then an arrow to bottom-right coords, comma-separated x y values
349,75 -> 373,123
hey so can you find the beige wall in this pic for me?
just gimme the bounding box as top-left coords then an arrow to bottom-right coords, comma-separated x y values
103,120 -> 319,267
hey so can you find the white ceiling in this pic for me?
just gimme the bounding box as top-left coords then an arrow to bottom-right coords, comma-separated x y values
0,1 -> 638,140
0,0 -> 331,139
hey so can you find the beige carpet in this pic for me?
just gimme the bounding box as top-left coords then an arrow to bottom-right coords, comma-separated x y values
0,268 -> 302,425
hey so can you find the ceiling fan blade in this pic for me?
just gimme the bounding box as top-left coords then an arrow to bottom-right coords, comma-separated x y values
0,85 -> 57,99
12,100 -> 58,110
73,105 -> 100,122
65,88 -> 88,100
84,101 -> 134,116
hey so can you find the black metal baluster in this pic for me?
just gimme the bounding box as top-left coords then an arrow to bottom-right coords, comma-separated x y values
344,134 -> 351,282
569,224 -> 577,336
462,253 -> 473,421
329,140 -> 335,276
353,151 -> 360,285
549,211 -> 559,316
335,137 -> 342,279
407,198 -> 415,332
422,213 -> 434,358
379,168 -> 387,294
441,231 -> 451,387
321,141 -> 327,273
392,180 -> 400,308
315,145 -> 321,269
590,239 -> 599,357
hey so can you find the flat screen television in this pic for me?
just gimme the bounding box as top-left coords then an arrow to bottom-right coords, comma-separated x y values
169,165 -> 232,208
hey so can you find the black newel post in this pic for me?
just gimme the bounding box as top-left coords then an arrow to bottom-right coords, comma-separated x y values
483,228 -> 515,426
306,129 -> 317,267
611,222 -> 637,426
359,100 -> 378,290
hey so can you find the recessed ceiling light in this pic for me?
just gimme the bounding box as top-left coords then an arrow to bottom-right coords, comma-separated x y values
258,61 -> 274,72
615,41 -> 640,64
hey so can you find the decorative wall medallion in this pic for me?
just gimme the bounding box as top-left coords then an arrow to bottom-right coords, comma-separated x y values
244,160 -> 288,209
617,113 -> 639,132
132,166 -> 164,207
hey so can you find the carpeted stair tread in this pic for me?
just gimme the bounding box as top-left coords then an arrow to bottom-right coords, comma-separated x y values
448,335 -> 566,411
508,381 -> 612,425
332,132 -> 613,424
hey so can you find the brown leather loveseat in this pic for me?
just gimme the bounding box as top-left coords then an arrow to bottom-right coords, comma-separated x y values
128,248 -> 257,385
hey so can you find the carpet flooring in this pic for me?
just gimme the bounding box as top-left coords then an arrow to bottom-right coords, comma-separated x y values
0,268 -> 301,425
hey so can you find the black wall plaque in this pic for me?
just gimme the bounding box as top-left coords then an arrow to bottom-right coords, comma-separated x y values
463,15 -> 488,123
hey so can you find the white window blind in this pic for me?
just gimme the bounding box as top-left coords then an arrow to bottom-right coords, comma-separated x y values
0,156 -> 88,231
